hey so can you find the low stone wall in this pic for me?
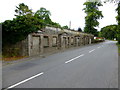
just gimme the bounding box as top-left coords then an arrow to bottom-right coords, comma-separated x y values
3,26 -> 94,57
2,38 -> 28,57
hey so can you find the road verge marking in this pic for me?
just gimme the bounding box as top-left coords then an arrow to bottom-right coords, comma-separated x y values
6,72 -> 44,89
65,54 -> 84,64
89,49 -> 95,53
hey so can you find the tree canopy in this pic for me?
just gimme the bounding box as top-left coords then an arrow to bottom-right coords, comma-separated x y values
2,3 -> 63,46
15,3 -> 33,16
83,1 -> 103,36
62,25 -> 69,29
115,1 -> 120,43
78,27 -> 82,32
100,25 -> 117,40
104,0 -> 120,43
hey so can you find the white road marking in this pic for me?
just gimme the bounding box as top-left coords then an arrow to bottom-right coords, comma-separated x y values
101,45 -> 104,47
65,54 -> 84,64
89,49 -> 95,53
6,72 -> 44,89
97,46 -> 101,48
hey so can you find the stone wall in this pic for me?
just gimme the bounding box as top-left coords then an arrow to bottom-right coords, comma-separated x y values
2,38 -> 28,57
3,26 -> 94,57
27,27 -> 94,56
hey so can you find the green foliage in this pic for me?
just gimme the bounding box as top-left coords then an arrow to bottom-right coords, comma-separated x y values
104,0 -> 120,43
78,27 -> 82,32
117,34 -> 120,43
15,3 -> 33,16
34,7 -> 62,28
34,7 -> 52,27
94,39 -> 104,43
116,2 -> 120,25
62,25 -> 69,29
2,3 -> 38,46
3,47 -> 20,57
2,3 -> 62,46
98,31 -> 102,37
100,25 -> 117,40
116,42 -> 120,55
51,22 -> 62,28
116,2 -> 120,43
83,1 -> 103,36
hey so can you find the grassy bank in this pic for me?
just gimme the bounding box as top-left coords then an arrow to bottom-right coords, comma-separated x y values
94,39 -> 105,43
116,43 -> 120,56
2,56 -> 28,61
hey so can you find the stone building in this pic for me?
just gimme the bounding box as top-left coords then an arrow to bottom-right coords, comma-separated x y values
3,26 -> 94,57
27,26 -> 94,56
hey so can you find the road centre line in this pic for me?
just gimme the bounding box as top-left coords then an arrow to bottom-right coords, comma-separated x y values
89,49 -> 95,53
97,46 -> 101,48
65,54 -> 84,64
6,72 -> 44,89
5,45 -> 102,89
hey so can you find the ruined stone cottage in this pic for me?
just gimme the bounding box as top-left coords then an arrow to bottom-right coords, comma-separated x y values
7,26 -> 94,56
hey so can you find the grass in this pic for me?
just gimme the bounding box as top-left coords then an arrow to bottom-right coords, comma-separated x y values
116,43 -> 120,56
2,56 -> 28,61
94,39 -> 105,43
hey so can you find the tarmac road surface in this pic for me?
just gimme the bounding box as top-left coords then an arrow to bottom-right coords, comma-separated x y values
3,40 -> 118,88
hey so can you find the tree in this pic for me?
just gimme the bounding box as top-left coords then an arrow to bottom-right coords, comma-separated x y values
51,22 -> 61,28
104,0 -> 120,43
15,3 -> 33,16
83,1 -> 103,36
104,0 -> 118,3
34,7 -> 52,26
100,25 -> 117,40
78,27 -> 82,32
2,3 -> 38,45
62,25 -> 69,29
115,1 -> 120,43
2,3 -> 64,46
34,7 -> 62,28
2,3 -> 66,57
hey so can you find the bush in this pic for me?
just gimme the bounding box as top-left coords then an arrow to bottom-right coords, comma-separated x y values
117,35 -> 120,44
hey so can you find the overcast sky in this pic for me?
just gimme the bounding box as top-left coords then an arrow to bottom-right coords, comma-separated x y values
0,0 -> 117,31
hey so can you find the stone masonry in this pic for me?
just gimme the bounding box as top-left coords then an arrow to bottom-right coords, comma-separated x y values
27,26 -> 94,56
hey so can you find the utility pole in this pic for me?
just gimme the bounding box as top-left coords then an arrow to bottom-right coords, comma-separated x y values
69,21 -> 71,29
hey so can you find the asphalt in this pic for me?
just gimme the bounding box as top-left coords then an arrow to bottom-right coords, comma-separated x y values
2,40 -> 118,88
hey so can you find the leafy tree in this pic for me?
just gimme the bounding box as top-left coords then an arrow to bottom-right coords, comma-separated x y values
34,7 -> 52,26
51,22 -> 61,28
104,0 -> 120,43
2,16 -> 38,46
83,1 -> 103,36
15,3 -> 33,16
35,7 -> 51,19
115,1 -> 120,43
2,3 -> 63,46
2,3 -> 38,46
78,27 -> 82,32
62,25 -> 69,29
98,31 -> 102,37
34,7 -> 62,28
100,25 -> 117,40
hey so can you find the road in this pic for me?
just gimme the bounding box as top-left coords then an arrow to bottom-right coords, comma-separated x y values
3,40 -> 118,88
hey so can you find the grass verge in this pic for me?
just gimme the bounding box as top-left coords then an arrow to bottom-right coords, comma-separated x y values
2,56 -> 28,61
116,43 -> 120,56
